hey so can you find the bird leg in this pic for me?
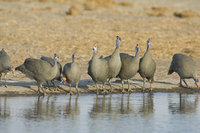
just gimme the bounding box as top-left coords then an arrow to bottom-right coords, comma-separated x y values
0,74 -> 2,86
102,83 -> 108,95
149,82 -> 152,92
121,80 -> 126,94
76,82 -> 80,96
51,80 -> 58,91
127,79 -> 133,93
95,82 -> 99,95
142,78 -> 146,92
68,84 -> 73,95
4,74 -> 7,88
108,79 -> 113,93
39,84 -> 47,96
183,79 -> 189,87
46,81 -> 52,91
37,83 -> 44,95
179,78 -> 184,87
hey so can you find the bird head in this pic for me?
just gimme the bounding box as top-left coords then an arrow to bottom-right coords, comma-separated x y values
58,76 -> 63,82
116,36 -> 121,48
8,66 -> 15,74
147,38 -> 151,51
135,44 -> 140,56
194,79 -> 200,88
54,53 -> 59,62
72,53 -> 77,62
72,53 -> 77,58
92,43 -> 97,54
62,76 -> 66,84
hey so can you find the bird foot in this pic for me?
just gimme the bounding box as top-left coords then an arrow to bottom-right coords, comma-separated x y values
128,89 -> 134,93
45,86 -> 52,91
121,90 -> 126,94
53,86 -> 59,91
102,90 -> 108,95
179,83 -> 185,88
67,91 -> 74,95
149,88 -> 153,92
37,91 -> 44,96
142,88 -> 146,93
43,92 -> 48,96
109,89 -> 113,93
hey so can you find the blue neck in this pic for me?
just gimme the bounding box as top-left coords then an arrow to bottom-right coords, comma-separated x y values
194,79 -> 198,83
147,44 -> 150,51
72,55 -> 75,62
135,48 -> 139,56
93,49 -> 97,55
54,58 -> 57,64
116,39 -> 120,48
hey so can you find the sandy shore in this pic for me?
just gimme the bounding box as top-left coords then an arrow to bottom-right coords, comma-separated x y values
0,0 -> 200,95
1,59 -> 200,95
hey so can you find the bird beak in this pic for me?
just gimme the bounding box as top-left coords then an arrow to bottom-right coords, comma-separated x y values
92,44 -> 96,49
12,67 -> 15,75
196,81 -> 200,88
9,67 -> 15,75
62,76 -> 66,84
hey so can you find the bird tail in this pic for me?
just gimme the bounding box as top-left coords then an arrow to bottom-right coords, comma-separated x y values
15,65 -> 24,71
15,65 -> 34,79
168,64 -> 174,75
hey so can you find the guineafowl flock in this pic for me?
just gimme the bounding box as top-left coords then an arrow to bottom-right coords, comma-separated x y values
0,36 -> 200,95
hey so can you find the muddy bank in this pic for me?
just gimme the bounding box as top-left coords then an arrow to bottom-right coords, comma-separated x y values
0,77 -> 199,96
0,59 -> 200,96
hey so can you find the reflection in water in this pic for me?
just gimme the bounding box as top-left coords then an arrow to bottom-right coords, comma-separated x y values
62,95 -> 80,120
0,93 -> 200,133
120,94 -> 134,114
168,94 -> 199,114
24,96 -> 58,120
90,95 -> 112,119
23,95 -> 80,120
89,93 -> 154,119
0,97 -> 10,118
139,93 -> 154,117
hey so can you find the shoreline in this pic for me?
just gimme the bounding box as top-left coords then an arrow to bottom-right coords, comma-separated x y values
0,79 -> 199,96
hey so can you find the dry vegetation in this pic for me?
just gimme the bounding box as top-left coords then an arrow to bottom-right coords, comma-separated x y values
0,0 -> 200,89
174,10 -> 200,18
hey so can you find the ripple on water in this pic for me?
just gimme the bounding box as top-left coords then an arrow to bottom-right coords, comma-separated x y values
0,93 -> 200,133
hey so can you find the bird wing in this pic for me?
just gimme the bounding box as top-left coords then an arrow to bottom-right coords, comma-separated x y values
40,56 -> 54,66
24,58 -> 51,76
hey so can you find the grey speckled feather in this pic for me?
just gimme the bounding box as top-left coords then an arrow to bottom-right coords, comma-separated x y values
88,45 -> 109,94
118,45 -> 140,92
168,53 -> 199,87
63,54 -> 81,95
88,54 -> 109,84
104,36 -> 122,92
40,56 -> 62,86
139,39 -> 156,90
0,48 -> 13,87
15,55 -> 58,94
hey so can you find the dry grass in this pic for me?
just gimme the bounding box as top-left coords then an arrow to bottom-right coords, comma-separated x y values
38,0 -> 69,3
0,0 -> 200,67
84,0 -> 116,11
146,6 -> 169,17
174,10 -> 200,18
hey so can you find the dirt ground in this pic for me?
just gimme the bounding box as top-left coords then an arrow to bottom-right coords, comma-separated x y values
0,0 -> 200,95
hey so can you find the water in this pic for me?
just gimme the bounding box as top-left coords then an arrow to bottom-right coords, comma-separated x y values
0,93 -> 200,133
